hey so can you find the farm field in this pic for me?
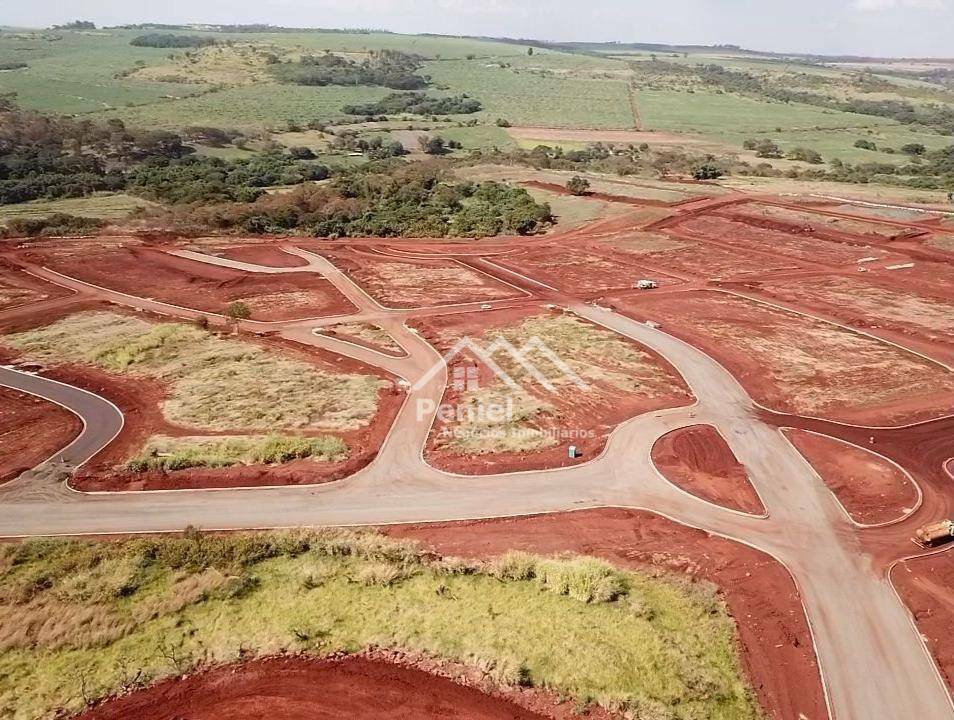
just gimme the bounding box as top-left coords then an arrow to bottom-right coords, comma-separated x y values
614,290 -> 954,424
0,193 -> 153,221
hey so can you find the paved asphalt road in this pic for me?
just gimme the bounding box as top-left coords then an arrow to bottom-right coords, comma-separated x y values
1,246 -> 952,720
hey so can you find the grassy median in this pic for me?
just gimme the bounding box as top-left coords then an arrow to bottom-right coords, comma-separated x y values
0,530 -> 757,720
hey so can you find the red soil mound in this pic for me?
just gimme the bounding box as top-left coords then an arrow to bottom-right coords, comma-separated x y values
652,425 -> 764,515
0,387 -> 82,483
891,552 -> 954,694
76,656 -> 549,720
786,429 -> 919,525
386,508 -> 828,720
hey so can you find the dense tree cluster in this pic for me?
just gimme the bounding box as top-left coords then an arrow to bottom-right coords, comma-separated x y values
271,50 -> 427,90
129,34 -> 218,48
164,161 -> 552,238
1,213 -> 105,238
342,92 -> 482,117
127,153 -> 330,204
330,131 -> 407,159
0,110 -> 191,204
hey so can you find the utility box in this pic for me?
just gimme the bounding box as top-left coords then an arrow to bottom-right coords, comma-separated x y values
568,445 -> 579,459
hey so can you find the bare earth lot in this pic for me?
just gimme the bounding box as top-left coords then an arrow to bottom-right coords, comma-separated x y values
614,290 -> 954,424
328,253 -> 521,307
23,243 -> 354,321
785,429 -> 918,525
415,308 -> 692,473
0,386 -> 82,483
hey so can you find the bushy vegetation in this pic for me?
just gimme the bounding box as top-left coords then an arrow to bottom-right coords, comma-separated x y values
0,213 -> 105,238
0,530 -> 756,720
342,92 -> 482,117
0,108 -> 190,204
130,34 -> 218,48
271,50 -> 427,90
126,434 -> 348,472
163,161 -> 552,238
127,152 -> 330,204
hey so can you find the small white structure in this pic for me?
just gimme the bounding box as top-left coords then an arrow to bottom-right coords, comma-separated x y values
885,263 -> 915,271
568,445 -> 579,459
635,279 -> 659,290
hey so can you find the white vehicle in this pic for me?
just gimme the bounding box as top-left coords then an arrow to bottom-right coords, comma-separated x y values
480,303 -> 493,310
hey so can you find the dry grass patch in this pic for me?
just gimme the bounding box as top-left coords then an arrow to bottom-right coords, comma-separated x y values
4,312 -> 386,432
318,322 -> 403,353
127,435 -> 348,472
0,531 -> 757,720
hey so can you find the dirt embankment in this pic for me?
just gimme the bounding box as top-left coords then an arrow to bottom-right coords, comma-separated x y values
385,508 -> 828,720
651,425 -> 764,515
891,552 -> 954,695
76,655 -> 552,720
785,429 -> 919,525
0,386 -> 83,483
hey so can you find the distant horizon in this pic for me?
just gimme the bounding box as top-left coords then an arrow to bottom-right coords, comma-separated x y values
4,21 -> 954,62
2,0 -> 953,59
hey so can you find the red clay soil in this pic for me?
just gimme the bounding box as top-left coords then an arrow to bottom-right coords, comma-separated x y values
0,386 -> 82,483
0,257 -> 70,311
891,551 -> 954,694
758,409 -> 954,567
413,306 -> 693,474
651,425 -> 765,515
76,655 -> 551,720
674,215 -> 883,265
785,429 -> 919,525
20,245 -> 355,321
491,245 -> 685,295
385,508 -> 828,720
613,290 -> 954,425
211,243 -> 310,268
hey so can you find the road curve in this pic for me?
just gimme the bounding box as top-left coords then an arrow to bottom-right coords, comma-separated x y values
2,247 -> 953,720
0,366 -> 124,471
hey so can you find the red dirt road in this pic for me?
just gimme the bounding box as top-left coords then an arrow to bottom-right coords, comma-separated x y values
76,656 -> 550,720
386,508 -> 828,720
785,429 -> 919,525
0,386 -> 82,483
652,425 -> 765,515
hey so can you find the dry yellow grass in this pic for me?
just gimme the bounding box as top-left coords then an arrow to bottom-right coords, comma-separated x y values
319,322 -> 403,353
4,312 -> 386,432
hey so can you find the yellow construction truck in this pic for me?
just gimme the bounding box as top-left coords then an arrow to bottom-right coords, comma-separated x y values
915,520 -> 954,547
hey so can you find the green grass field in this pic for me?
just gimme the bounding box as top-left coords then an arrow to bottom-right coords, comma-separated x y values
0,530 -> 757,720
0,193 -> 153,221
